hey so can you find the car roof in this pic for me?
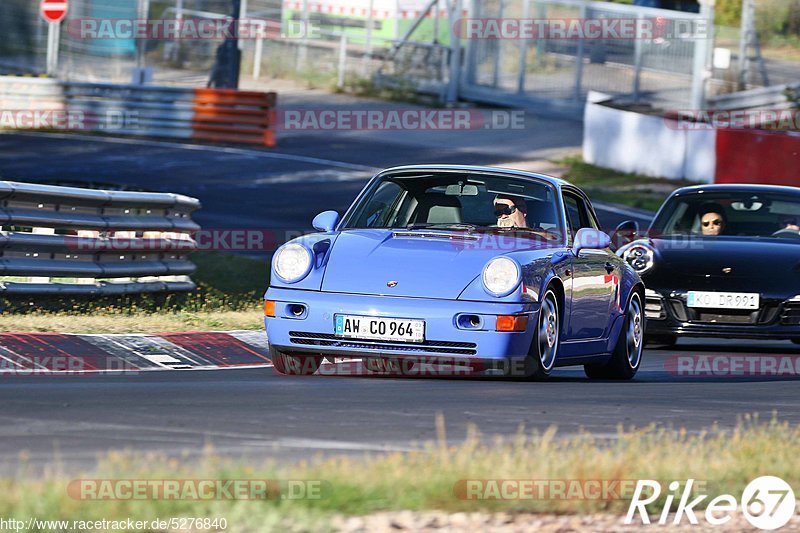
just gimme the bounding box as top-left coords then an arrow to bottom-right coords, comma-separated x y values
671,183 -> 800,198
376,164 -> 573,189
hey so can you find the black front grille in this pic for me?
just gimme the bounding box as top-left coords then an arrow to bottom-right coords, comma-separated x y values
782,302 -> 800,326
288,331 -> 478,355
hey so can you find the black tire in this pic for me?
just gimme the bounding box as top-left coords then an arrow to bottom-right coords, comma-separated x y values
584,291 -> 645,380
645,334 -> 677,348
269,347 -> 322,376
523,288 -> 560,381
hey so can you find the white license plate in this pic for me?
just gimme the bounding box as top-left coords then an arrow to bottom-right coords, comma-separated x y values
687,291 -> 760,310
334,315 -> 425,343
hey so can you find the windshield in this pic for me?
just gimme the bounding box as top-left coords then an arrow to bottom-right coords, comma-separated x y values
341,172 -> 564,242
651,191 -> 800,240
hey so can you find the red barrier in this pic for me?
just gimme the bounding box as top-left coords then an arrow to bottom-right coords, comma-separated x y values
715,129 -> 800,186
191,88 -> 277,148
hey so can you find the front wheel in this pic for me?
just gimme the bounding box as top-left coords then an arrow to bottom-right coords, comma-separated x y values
523,288 -> 560,381
269,347 -> 322,376
585,291 -> 644,380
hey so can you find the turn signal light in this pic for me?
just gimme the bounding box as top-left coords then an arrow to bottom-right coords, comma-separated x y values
496,315 -> 528,332
264,300 -> 276,317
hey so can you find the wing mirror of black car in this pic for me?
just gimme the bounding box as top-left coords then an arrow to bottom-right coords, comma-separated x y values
573,228 -> 612,255
312,211 -> 340,232
611,220 -> 640,250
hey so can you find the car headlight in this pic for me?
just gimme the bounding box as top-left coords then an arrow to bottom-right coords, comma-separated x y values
482,257 -> 521,297
273,243 -> 313,283
621,243 -> 655,275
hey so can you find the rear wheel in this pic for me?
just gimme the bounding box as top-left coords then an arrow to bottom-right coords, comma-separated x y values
523,288 -> 560,381
269,347 -> 322,376
585,291 -> 644,380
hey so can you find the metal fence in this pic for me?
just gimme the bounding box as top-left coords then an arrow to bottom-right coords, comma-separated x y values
457,0 -> 712,113
0,180 -> 200,295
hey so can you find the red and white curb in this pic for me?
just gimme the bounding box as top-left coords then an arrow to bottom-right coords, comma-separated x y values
0,330 -> 272,374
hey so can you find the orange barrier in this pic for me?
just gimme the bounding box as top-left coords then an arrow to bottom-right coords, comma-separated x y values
715,129 -> 800,186
190,88 -> 277,148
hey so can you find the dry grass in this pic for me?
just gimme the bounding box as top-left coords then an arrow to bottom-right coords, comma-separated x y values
0,308 -> 263,334
3,416 -> 797,531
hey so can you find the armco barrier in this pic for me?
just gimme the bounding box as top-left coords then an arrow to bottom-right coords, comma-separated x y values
715,129 -> 800,187
0,181 -> 201,295
0,77 -> 277,148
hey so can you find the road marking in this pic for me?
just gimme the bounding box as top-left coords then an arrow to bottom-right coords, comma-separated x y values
0,131 -> 379,172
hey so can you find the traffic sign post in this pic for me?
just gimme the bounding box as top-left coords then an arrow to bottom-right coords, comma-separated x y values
41,0 -> 68,76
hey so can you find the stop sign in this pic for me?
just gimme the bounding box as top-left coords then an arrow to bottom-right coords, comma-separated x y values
40,0 -> 68,23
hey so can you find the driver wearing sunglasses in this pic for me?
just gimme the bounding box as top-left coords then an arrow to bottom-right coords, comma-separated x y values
494,194 -> 528,228
698,203 -> 727,236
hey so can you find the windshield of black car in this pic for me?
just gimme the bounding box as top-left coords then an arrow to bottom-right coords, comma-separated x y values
650,192 -> 800,240
341,173 -> 563,241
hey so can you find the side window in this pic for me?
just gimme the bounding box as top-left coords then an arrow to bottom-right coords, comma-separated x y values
353,181 -> 406,228
562,192 -> 598,240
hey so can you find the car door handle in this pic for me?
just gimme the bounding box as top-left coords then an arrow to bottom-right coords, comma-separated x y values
605,262 -> 615,274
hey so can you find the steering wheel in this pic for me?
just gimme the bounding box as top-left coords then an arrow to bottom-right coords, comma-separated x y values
771,229 -> 800,240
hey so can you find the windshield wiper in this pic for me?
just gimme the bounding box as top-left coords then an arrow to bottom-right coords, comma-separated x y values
404,223 -> 478,231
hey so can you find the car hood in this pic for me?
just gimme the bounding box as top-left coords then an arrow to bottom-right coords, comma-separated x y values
321,229 -> 546,299
647,237 -> 800,290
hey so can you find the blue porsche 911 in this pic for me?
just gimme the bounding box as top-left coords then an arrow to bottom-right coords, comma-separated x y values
264,165 -> 645,380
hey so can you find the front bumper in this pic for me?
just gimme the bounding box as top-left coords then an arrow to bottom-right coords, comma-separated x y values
643,288 -> 800,340
264,287 -> 539,362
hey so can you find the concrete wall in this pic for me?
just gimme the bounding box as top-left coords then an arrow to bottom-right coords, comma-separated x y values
582,92 -> 716,183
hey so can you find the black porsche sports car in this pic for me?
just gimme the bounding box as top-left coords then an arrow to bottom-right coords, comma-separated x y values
617,184 -> 800,345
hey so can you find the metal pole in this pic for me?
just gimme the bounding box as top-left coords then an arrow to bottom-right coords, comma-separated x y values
516,0 -> 530,94
737,0 -> 754,90
363,0 -> 375,75
573,3 -> 586,101
690,0 -> 714,109
445,0 -> 463,104
253,29 -> 263,80
239,0 -> 248,51
632,13 -> 644,102
46,22 -> 61,76
136,0 -> 150,72
297,0 -> 309,69
492,0 -> 504,88
338,33 -> 348,89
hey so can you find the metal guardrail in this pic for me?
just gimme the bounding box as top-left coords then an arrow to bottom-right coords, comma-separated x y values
0,180 -> 201,295
707,82 -> 800,110
0,76 -> 277,148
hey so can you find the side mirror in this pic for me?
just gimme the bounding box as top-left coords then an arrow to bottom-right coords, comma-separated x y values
573,228 -> 612,255
312,210 -> 340,232
611,220 -> 639,250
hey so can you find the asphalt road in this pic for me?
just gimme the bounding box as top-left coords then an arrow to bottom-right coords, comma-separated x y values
0,339 -> 798,471
0,131 -> 650,238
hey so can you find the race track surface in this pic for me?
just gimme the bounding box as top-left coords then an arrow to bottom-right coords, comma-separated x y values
0,339 -> 797,471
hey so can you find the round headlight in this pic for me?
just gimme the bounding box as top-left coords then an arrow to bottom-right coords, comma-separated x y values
622,244 -> 655,274
482,257 -> 521,297
273,243 -> 313,283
